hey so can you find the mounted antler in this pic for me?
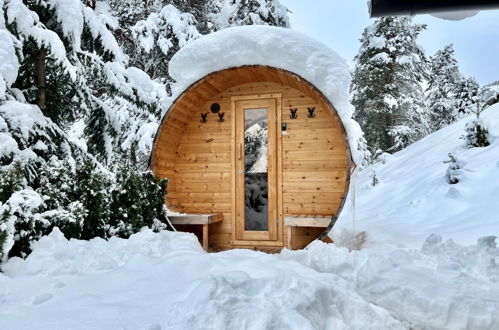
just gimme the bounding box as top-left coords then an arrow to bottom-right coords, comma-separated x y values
217,112 -> 225,122
307,107 -> 316,118
200,112 -> 208,123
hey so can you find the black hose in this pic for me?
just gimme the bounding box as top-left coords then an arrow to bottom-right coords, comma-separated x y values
369,0 -> 499,17
317,214 -> 339,242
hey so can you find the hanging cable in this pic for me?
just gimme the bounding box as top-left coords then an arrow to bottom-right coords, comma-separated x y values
351,166 -> 358,233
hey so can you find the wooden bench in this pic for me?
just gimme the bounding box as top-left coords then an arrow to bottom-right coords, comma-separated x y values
167,214 -> 223,250
284,216 -> 331,248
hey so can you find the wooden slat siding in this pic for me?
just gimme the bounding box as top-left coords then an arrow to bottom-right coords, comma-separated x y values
283,160 -> 349,171
283,181 -> 346,193
284,216 -> 330,227
150,66 -> 351,251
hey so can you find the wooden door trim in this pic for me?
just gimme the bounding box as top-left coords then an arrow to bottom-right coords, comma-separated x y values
230,95 -> 283,245
235,98 -> 276,241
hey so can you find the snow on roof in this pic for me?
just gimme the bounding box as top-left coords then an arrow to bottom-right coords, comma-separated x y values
167,25 -> 363,165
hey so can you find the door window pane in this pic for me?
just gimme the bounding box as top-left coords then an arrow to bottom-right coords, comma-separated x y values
244,108 -> 268,231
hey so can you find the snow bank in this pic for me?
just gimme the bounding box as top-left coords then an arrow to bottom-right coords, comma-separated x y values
281,239 -> 499,329
1,228 -> 497,329
2,228 -> 203,276
336,103 -> 499,247
167,25 -> 364,164
0,228 -> 402,329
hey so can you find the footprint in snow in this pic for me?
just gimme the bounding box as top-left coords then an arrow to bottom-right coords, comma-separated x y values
32,293 -> 53,305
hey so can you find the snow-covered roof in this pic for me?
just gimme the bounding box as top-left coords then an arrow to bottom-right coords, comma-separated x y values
167,25 -> 363,165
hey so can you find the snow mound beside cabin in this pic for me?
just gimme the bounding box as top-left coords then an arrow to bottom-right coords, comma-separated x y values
335,103 -> 499,248
167,25 -> 363,165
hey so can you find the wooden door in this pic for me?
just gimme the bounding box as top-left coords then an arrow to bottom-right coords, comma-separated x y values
235,98 -> 278,241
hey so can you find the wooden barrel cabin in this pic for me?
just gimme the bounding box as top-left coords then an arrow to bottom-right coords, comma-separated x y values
150,26 -> 360,251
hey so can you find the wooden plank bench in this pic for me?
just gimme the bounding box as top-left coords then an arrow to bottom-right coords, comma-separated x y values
284,216 -> 331,248
167,214 -> 223,250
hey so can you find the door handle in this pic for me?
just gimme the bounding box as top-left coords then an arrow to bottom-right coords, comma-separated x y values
238,143 -> 243,160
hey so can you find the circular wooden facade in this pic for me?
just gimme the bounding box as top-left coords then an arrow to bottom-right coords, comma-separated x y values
151,65 -> 352,251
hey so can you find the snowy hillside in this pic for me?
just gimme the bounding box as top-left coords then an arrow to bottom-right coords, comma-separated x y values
336,103 -> 499,247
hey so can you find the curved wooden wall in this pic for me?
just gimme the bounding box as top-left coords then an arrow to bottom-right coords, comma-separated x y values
151,66 -> 351,250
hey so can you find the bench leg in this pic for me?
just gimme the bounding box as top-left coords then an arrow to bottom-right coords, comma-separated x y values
202,224 -> 209,250
287,226 -> 292,249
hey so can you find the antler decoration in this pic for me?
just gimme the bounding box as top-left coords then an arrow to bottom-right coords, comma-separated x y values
289,108 -> 298,119
217,112 -> 225,122
200,112 -> 208,123
307,107 -> 316,118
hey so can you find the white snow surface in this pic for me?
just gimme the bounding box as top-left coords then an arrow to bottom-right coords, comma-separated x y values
0,227 -> 497,329
167,25 -> 363,165
0,29 -> 18,99
335,103 -> 499,248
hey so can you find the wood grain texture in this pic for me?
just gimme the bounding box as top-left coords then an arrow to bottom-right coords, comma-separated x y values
150,66 -> 352,251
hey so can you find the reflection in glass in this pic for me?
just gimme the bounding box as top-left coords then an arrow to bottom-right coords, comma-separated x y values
244,108 -> 268,231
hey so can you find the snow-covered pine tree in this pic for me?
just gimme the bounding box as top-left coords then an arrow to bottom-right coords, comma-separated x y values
4,0 -> 167,167
0,0 -> 170,260
131,4 -> 200,82
351,17 -> 429,152
455,77 -> 480,118
444,152 -> 465,184
463,104 -> 490,148
426,45 -> 463,131
207,0 -> 290,31
109,165 -> 168,238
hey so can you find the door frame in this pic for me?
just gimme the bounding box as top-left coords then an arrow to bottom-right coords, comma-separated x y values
230,94 -> 283,247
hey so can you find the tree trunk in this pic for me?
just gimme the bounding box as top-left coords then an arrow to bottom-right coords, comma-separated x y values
35,47 -> 47,112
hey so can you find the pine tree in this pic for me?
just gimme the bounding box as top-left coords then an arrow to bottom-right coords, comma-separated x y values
207,0 -> 290,31
351,17 -> 429,152
74,161 -> 112,240
426,45 -> 463,131
109,165 -> 168,237
444,152 -> 465,184
131,4 -> 201,82
463,104 -> 490,148
455,77 -> 480,118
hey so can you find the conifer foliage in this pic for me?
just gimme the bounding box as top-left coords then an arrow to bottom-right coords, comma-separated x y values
463,105 -> 490,148
426,44 -> 480,132
207,0 -> 289,31
351,17 -> 429,153
444,153 -> 465,184
426,45 -> 463,131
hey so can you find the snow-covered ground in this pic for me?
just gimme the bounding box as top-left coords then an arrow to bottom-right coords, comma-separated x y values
1,105 -> 498,329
